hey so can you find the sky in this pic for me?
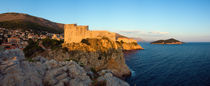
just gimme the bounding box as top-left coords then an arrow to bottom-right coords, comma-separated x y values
0,0 -> 210,42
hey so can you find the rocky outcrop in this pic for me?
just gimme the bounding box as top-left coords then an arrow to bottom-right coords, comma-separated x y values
62,37 -> 131,78
118,42 -> 143,50
0,49 -> 129,86
96,70 -> 129,86
117,37 -> 144,50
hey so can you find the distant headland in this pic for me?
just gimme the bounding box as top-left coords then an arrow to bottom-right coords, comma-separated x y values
151,38 -> 183,44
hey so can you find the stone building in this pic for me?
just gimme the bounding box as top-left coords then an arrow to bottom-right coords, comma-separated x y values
64,24 -> 116,43
7,37 -> 20,44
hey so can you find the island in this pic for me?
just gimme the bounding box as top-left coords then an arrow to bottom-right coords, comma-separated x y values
151,38 -> 183,44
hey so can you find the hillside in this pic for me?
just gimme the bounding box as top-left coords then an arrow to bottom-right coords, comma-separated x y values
0,12 -> 64,33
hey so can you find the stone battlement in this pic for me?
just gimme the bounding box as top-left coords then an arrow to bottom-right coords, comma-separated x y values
64,24 -> 116,43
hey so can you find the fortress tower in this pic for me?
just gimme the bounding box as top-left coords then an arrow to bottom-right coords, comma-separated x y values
64,24 -> 116,44
64,24 -> 89,43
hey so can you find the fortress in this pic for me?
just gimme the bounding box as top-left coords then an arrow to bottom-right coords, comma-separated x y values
64,24 -> 116,43
64,24 -> 143,50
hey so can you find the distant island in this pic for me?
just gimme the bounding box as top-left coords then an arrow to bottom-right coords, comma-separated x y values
151,38 -> 183,44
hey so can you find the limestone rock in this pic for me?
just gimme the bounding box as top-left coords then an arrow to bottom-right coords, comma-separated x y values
0,49 -> 129,86
43,60 -> 92,86
97,70 -> 130,86
0,50 -> 92,86
0,49 -> 25,61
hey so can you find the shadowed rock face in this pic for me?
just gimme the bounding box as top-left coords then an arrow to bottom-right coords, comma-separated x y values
0,49 -> 130,86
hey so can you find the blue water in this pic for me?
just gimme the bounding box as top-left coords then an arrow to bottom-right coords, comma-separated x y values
125,42 -> 210,86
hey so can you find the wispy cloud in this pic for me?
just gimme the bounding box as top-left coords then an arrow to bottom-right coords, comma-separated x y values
148,31 -> 169,35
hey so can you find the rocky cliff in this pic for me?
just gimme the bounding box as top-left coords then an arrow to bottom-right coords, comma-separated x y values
0,49 -> 129,86
24,38 -> 131,78
63,37 -> 131,77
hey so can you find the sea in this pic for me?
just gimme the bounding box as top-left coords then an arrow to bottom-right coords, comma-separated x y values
125,42 -> 210,86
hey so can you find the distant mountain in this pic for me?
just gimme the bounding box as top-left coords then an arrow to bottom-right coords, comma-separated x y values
151,38 -> 183,44
0,12 -> 64,33
115,33 -> 128,39
115,33 -> 145,42
130,37 -> 145,42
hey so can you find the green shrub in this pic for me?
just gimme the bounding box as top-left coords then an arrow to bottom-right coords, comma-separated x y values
23,38 -> 63,58
23,39 -> 44,58
42,38 -> 63,50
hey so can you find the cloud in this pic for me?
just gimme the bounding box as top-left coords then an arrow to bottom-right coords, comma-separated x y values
148,31 -> 169,35
118,30 -> 144,37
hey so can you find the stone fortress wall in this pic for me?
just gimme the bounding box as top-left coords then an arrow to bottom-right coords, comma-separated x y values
64,24 -> 116,43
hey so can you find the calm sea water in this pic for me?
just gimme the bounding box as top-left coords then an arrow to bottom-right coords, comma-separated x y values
125,42 -> 210,86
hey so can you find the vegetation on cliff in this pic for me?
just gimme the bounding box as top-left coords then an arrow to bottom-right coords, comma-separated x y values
23,38 -> 64,57
23,39 -> 44,57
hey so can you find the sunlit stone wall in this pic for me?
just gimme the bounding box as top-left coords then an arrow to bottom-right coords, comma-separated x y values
64,24 -> 116,43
